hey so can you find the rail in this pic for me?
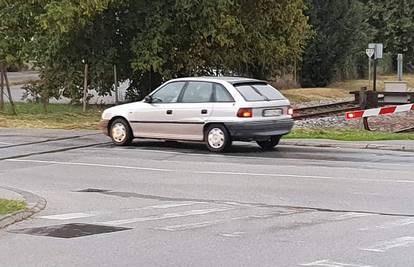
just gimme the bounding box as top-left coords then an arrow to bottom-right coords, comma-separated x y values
293,101 -> 360,120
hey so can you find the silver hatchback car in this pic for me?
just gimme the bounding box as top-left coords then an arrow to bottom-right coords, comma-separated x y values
100,77 -> 294,152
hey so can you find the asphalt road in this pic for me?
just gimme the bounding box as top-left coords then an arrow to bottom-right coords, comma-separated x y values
1,129 -> 414,267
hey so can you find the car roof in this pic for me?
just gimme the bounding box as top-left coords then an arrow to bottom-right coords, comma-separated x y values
171,76 -> 266,85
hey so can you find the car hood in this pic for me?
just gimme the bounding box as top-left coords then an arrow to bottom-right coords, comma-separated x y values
102,101 -> 145,120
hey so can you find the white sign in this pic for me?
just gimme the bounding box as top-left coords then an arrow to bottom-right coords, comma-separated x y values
368,43 -> 383,59
366,48 -> 375,58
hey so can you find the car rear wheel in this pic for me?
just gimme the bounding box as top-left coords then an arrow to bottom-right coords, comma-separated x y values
110,118 -> 133,146
205,124 -> 232,152
257,136 -> 281,151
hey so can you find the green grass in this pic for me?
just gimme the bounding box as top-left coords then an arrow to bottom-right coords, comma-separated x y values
0,199 -> 26,215
0,103 -> 103,130
286,129 -> 414,141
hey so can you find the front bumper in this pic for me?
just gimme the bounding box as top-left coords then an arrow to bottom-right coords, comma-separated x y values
99,120 -> 110,136
225,119 -> 294,141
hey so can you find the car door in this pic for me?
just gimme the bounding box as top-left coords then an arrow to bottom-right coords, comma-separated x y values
129,81 -> 186,139
210,83 -> 237,121
171,81 -> 214,141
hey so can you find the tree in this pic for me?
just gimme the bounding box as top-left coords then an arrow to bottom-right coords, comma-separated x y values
1,0 -> 312,104
300,0 -> 373,87
0,0 -> 38,113
365,0 -> 414,71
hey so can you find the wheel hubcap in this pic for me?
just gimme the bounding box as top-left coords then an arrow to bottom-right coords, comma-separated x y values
208,128 -> 225,149
111,123 -> 127,143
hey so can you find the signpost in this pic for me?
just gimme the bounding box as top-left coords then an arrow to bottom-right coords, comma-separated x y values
366,48 -> 374,82
368,43 -> 383,92
397,54 -> 403,81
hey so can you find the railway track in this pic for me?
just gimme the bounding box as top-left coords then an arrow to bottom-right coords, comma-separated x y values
293,101 -> 360,120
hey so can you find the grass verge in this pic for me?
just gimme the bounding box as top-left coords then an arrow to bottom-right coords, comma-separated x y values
0,199 -> 26,215
286,129 -> 414,141
0,103 -> 103,130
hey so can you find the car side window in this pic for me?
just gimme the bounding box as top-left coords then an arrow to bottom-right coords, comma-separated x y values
214,84 -> 234,102
181,82 -> 214,103
151,82 -> 185,103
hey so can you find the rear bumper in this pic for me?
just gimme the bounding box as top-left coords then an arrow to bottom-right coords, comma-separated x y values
99,120 -> 110,136
224,119 -> 294,141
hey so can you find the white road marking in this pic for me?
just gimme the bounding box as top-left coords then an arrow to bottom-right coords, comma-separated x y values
155,219 -> 226,231
7,159 -> 414,185
218,231 -> 244,238
124,202 -> 200,212
39,212 -> 94,220
97,207 -> 233,226
0,141 -> 13,145
361,236 -> 414,252
301,259 -> 373,267
359,218 -> 414,231
333,213 -> 373,221
155,212 -> 297,232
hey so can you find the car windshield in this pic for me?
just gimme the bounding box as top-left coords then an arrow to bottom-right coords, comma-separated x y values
235,83 -> 285,101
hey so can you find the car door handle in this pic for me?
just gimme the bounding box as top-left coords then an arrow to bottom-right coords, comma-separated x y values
166,110 -> 173,115
201,109 -> 208,114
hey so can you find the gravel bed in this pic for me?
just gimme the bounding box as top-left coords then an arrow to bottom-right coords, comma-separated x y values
292,97 -> 354,109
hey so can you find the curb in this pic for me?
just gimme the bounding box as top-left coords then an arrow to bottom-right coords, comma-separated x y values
281,140 -> 414,153
0,186 -> 46,229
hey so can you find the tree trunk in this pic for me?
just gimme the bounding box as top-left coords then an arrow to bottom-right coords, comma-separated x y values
0,68 -> 4,111
83,63 -> 89,112
0,65 -> 17,115
114,65 -> 119,104
42,95 -> 48,113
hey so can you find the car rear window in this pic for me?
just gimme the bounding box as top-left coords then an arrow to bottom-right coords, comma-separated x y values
235,83 -> 284,101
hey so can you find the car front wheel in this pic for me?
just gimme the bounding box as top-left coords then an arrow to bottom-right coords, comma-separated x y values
205,124 -> 232,152
257,136 -> 281,151
110,118 -> 133,146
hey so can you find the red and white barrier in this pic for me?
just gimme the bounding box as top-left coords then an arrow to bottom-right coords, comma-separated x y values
346,103 -> 414,120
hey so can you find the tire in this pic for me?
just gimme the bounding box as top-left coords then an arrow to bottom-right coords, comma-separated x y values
109,118 -> 133,146
257,136 -> 281,151
205,124 -> 232,152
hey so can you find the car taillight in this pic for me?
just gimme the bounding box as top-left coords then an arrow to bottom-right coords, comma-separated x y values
237,108 -> 253,118
287,107 -> 294,116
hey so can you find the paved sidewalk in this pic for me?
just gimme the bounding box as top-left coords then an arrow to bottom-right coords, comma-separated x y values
282,139 -> 414,152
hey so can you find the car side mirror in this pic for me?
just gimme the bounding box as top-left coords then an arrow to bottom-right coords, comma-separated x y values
144,95 -> 153,103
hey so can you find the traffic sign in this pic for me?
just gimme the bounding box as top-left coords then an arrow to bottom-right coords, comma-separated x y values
368,43 -> 383,59
366,48 -> 375,58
